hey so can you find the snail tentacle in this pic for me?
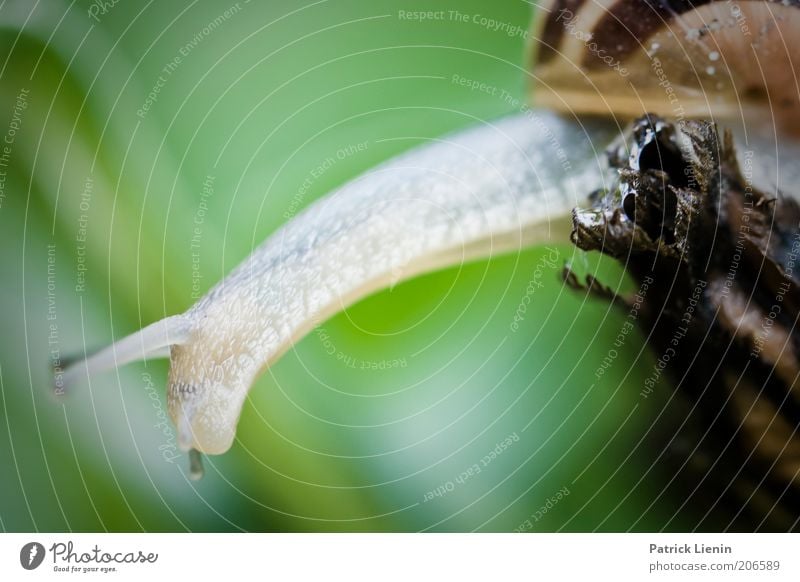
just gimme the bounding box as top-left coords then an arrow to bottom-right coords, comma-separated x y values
59,315 -> 192,390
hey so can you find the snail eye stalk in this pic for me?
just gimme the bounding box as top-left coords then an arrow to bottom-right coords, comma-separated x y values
189,449 -> 204,481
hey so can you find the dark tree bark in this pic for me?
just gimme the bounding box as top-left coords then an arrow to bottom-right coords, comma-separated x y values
569,116 -> 800,531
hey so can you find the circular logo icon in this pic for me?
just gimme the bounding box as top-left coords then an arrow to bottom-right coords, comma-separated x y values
19,542 -> 45,570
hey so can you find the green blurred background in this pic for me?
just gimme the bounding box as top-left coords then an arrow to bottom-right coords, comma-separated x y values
0,0 -> 694,531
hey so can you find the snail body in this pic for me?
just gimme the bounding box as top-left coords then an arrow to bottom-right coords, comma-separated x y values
63,112 -> 615,458
62,0 -> 800,493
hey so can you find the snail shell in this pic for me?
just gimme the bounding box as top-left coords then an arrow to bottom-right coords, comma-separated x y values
61,1 -> 800,474
531,0 -> 800,133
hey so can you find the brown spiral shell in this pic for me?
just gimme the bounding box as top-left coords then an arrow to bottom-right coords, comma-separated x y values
529,0 -> 800,133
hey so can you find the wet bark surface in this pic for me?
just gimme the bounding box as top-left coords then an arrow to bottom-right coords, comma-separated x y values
569,115 -> 800,531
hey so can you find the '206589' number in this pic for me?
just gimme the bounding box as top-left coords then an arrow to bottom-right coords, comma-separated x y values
735,560 -> 780,571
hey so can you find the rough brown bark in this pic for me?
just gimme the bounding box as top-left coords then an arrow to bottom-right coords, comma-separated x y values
569,115 -> 800,531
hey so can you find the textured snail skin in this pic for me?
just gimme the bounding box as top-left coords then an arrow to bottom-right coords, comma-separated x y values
62,111 -> 616,455
64,109 -> 800,457
167,111 -> 616,454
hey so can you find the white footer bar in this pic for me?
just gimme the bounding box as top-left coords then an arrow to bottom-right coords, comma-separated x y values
1,533 -> 797,581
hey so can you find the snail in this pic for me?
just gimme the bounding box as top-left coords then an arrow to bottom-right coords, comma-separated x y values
60,0 -> 800,497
